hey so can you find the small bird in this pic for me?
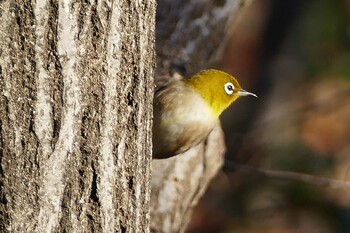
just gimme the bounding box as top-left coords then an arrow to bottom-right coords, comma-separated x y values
153,69 -> 257,159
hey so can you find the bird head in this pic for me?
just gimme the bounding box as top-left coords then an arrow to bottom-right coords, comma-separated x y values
183,69 -> 257,118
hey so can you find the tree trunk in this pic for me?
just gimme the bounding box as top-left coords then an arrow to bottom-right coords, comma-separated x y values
151,0 -> 251,232
0,0 -> 155,232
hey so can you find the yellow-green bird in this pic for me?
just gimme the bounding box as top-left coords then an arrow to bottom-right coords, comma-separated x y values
153,69 -> 257,159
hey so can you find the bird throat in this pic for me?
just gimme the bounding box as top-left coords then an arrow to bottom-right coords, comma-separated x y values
182,79 -> 236,118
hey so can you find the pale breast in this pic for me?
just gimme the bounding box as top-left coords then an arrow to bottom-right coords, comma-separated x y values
153,81 -> 217,159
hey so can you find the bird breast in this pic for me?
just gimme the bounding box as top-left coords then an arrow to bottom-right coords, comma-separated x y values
153,80 -> 217,159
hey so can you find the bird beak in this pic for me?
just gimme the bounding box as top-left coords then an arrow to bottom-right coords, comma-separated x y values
237,89 -> 258,98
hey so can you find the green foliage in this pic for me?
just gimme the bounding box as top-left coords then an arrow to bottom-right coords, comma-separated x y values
331,53 -> 350,80
298,0 -> 349,76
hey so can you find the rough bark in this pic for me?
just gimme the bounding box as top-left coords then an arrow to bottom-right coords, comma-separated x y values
151,0 -> 251,232
0,0 -> 155,232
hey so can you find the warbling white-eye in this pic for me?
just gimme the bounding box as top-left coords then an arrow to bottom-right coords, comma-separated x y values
153,69 -> 257,159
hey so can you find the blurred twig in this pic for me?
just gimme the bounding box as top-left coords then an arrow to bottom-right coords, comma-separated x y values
224,160 -> 350,189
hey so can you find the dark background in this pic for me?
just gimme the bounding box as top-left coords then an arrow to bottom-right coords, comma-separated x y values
188,0 -> 350,232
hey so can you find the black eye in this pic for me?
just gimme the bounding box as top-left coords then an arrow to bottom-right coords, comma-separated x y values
224,82 -> 235,95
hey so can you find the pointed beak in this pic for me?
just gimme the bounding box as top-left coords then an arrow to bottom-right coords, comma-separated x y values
237,89 -> 258,98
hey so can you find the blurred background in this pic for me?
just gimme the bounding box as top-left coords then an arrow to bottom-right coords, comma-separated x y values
187,0 -> 350,232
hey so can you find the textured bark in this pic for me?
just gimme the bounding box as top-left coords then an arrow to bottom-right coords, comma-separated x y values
151,125 -> 225,233
0,0 -> 155,232
151,0 -> 251,232
156,0 -> 250,76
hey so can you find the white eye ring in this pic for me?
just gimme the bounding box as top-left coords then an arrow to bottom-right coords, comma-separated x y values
224,82 -> 235,95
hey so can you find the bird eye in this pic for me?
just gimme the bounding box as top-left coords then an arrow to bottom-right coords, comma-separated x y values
224,82 -> 235,95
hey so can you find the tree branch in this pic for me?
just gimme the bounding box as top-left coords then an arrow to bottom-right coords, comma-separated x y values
224,160 -> 350,189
